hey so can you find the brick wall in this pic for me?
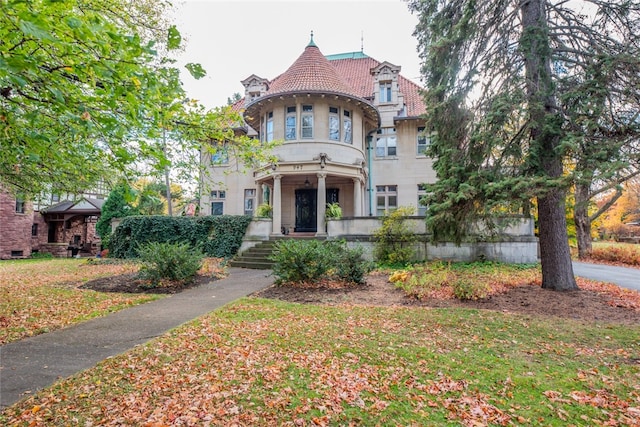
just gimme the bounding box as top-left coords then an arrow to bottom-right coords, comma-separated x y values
0,190 -> 34,259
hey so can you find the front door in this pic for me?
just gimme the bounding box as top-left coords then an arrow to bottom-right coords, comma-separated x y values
295,189 -> 317,232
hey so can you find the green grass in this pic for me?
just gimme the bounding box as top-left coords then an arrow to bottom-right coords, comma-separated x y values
3,298 -> 638,426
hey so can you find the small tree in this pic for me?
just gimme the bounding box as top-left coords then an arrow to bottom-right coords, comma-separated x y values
373,206 -> 418,265
96,182 -> 139,248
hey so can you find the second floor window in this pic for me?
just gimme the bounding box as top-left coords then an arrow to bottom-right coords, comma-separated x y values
417,126 -> 430,155
302,105 -> 313,138
376,128 -> 397,157
15,197 -> 25,213
211,143 -> 229,165
343,110 -> 352,144
329,107 -> 340,141
380,81 -> 392,103
266,111 -> 274,142
285,106 -> 296,140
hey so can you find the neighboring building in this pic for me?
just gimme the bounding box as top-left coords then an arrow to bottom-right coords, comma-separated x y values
0,190 -> 34,259
201,35 -> 433,235
0,183 -> 108,259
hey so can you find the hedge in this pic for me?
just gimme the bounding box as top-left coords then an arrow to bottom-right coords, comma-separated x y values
108,215 -> 252,259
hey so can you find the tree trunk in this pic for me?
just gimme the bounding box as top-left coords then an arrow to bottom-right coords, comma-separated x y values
574,183 -> 592,259
522,0 -> 578,291
538,190 -> 578,290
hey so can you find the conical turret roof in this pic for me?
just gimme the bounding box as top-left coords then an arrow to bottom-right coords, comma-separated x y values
264,36 -> 358,97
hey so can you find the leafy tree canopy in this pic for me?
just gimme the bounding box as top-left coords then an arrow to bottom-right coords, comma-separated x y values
0,0 -> 263,198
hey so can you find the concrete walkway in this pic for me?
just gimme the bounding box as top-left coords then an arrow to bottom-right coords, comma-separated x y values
573,261 -> 639,291
0,268 -> 274,409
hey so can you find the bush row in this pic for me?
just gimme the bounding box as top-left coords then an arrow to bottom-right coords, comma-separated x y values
109,215 -> 252,259
269,239 -> 373,285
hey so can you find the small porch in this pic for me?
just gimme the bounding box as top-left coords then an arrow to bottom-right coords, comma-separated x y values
39,198 -> 104,257
254,155 -> 367,237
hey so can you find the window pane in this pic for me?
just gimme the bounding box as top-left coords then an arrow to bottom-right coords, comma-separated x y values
219,191 -> 226,199
266,118 -> 274,142
388,196 -> 397,207
329,115 -> 339,140
302,115 -> 313,138
376,138 -> 386,157
286,116 -> 296,140
344,118 -> 352,144
211,202 -> 223,216
387,136 -> 397,156
377,196 -> 386,207
388,185 -> 397,192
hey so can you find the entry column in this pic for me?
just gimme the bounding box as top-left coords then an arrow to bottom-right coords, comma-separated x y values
353,177 -> 362,216
316,172 -> 327,236
271,174 -> 282,236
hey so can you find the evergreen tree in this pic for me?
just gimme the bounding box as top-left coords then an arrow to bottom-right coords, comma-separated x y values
408,0 -> 640,290
96,182 -> 139,245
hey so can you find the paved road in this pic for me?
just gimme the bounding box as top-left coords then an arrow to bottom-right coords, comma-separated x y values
573,262 -> 639,291
0,268 -> 274,409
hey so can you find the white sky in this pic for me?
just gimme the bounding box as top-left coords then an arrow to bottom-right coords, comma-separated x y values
171,0 -> 423,109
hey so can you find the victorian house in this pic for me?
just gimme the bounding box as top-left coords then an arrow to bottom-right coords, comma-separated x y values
200,35 -> 434,236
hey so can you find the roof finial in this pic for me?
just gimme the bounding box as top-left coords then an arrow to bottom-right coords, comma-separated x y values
361,30 -> 364,52
307,30 -> 317,47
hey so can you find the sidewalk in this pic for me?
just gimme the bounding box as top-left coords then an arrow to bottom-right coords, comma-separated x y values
0,268 -> 274,409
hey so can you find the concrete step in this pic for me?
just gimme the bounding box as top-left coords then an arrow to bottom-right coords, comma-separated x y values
228,260 -> 274,270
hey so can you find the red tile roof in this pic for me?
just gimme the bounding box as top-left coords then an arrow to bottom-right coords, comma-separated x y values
241,43 -> 426,120
329,54 -> 426,117
267,45 -> 359,97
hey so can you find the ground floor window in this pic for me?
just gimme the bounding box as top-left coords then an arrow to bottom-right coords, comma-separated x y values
210,190 -> 226,216
376,185 -> 397,216
244,189 -> 256,216
417,184 -> 428,216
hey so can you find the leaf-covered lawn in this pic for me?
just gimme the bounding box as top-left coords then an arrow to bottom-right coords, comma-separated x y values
3,299 -> 639,426
0,259 -> 159,344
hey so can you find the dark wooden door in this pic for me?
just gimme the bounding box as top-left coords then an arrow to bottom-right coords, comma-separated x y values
295,189 -> 317,232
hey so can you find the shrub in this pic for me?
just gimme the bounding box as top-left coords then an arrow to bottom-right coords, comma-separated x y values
332,243 -> 373,284
137,242 -> 204,286
389,261 -> 538,301
452,279 -> 489,300
256,203 -> 272,218
373,206 -> 418,265
29,252 -> 53,260
325,202 -> 342,219
590,243 -> 640,266
269,239 -> 371,285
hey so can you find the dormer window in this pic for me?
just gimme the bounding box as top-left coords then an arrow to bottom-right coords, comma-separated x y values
302,105 -> 313,138
380,81 -> 392,103
285,106 -> 296,140
329,107 -> 340,141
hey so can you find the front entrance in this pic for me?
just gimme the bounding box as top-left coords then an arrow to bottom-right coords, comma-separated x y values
295,189 -> 317,232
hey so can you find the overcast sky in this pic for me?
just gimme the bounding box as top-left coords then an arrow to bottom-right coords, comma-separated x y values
172,0 -> 423,109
